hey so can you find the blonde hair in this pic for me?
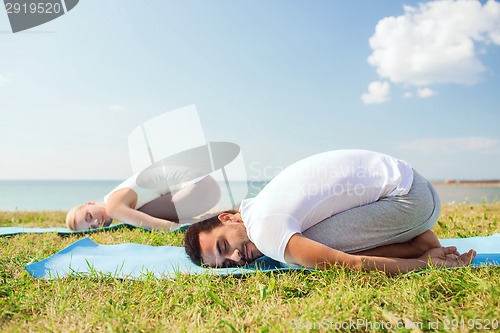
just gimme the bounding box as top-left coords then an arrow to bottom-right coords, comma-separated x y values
65,204 -> 86,230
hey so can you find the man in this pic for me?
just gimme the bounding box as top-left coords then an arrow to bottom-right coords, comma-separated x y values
184,150 -> 475,274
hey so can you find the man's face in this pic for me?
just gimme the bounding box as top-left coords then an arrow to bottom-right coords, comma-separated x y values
198,213 -> 263,268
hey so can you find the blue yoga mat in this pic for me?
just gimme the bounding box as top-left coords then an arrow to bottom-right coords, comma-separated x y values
25,237 -> 292,279
0,223 -> 187,236
25,234 -> 500,280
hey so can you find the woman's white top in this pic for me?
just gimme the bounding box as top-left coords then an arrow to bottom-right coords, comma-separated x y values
104,166 -> 205,209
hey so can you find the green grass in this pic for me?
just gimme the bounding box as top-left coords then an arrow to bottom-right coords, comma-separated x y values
1,203 -> 499,332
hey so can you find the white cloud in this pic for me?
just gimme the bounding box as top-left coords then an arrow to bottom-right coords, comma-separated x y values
417,87 -> 435,98
0,74 -> 8,87
110,104 -> 126,111
367,0 -> 500,88
361,81 -> 390,104
109,104 -> 127,116
402,137 -> 498,153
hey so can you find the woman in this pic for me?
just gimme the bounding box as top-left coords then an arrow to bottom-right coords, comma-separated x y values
66,167 -> 221,231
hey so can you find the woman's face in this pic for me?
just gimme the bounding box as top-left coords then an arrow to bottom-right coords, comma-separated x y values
74,203 -> 112,230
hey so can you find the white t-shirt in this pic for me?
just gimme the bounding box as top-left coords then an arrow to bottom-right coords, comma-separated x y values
239,149 -> 414,263
104,166 -> 206,209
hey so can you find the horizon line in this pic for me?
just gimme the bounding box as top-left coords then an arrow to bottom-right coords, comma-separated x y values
1,178 -> 499,183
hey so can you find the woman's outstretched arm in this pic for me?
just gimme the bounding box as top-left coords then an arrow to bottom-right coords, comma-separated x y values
106,188 -> 178,231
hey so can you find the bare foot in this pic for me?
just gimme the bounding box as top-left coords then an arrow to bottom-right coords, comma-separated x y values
409,230 -> 441,256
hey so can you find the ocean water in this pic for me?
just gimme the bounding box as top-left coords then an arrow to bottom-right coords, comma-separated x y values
0,180 -> 267,211
432,184 -> 500,204
0,180 -> 121,211
0,180 -> 498,211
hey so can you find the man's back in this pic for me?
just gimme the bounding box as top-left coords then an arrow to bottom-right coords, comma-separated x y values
239,149 -> 414,262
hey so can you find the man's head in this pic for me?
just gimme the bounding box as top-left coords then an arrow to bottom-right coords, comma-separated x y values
66,202 -> 113,231
184,210 -> 263,268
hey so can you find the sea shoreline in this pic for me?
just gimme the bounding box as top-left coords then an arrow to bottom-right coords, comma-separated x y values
432,181 -> 500,187
0,180 -> 499,211
1,201 -> 499,215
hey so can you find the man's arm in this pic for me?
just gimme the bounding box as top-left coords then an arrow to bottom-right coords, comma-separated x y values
106,188 -> 178,231
284,234 -> 476,274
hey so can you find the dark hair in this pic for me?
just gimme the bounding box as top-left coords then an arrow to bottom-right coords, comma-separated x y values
183,209 -> 238,266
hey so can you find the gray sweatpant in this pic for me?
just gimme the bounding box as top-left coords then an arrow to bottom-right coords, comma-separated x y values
302,170 -> 441,253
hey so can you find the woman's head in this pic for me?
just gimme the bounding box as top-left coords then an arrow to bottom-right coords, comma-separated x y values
66,202 -> 113,231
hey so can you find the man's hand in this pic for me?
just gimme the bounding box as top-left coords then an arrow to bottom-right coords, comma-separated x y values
419,246 -> 476,268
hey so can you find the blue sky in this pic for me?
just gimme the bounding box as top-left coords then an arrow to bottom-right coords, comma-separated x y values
0,0 -> 499,181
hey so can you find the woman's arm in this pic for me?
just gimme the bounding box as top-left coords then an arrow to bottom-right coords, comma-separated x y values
106,188 -> 178,231
284,233 -> 476,274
